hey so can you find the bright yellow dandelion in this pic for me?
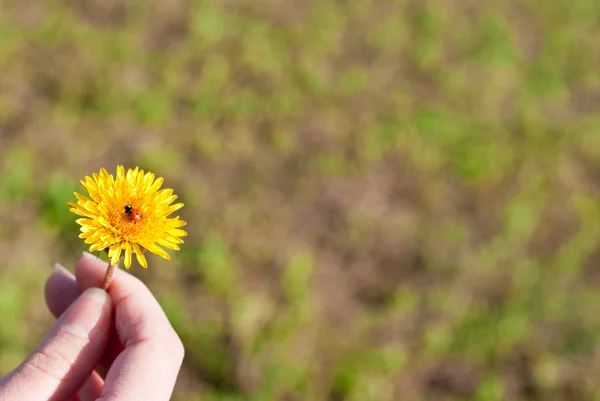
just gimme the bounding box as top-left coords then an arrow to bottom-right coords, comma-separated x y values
68,166 -> 187,271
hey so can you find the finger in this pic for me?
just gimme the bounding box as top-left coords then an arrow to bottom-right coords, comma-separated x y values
79,371 -> 104,401
76,252 -> 184,401
0,288 -> 112,401
45,259 -> 121,372
45,263 -> 80,317
45,261 -> 123,374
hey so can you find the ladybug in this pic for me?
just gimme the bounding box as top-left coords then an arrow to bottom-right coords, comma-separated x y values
124,205 -> 142,223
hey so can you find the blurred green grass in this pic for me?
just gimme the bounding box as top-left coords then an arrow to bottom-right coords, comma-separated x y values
1,0 -> 600,400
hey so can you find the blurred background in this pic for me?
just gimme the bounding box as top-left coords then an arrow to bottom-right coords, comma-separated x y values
1,0 -> 600,400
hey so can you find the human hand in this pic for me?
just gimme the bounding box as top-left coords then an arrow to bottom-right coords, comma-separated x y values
0,252 -> 184,401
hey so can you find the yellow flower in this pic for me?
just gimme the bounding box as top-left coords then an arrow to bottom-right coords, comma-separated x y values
68,166 -> 187,268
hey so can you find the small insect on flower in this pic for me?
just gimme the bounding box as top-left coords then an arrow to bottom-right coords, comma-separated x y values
68,166 -> 187,269
124,205 -> 143,223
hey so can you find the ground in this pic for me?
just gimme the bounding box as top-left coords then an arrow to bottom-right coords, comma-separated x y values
1,0 -> 600,400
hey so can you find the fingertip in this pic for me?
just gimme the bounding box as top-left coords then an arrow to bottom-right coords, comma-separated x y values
76,252 -> 110,290
45,263 -> 80,318
55,262 -> 75,277
61,288 -> 112,338
80,251 -> 107,269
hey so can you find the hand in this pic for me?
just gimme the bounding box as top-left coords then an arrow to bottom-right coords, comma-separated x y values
0,252 -> 184,401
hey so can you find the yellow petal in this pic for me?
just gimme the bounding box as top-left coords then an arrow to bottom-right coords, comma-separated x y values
123,243 -> 132,268
89,242 -> 107,252
168,229 -> 187,237
142,242 -> 171,260
69,207 -> 87,217
132,243 -> 148,268
168,218 -> 187,228
157,238 -> 181,250
149,177 -> 164,193
164,234 -> 184,244
109,243 -> 122,266
164,203 -> 184,216
74,192 -> 92,203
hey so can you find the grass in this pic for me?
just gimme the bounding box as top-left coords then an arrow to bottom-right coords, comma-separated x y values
1,0 -> 600,399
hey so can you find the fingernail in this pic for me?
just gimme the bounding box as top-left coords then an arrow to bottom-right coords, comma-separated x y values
54,262 -> 69,273
62,288 -> 111,338
53,262 -> 75,280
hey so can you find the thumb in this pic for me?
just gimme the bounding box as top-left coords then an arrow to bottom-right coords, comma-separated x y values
0,287 -> 112,401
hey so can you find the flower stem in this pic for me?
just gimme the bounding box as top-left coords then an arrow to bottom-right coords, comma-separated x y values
101,260 -> 117,290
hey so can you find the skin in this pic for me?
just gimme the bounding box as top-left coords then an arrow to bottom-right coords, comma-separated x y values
0,252 -> 185,401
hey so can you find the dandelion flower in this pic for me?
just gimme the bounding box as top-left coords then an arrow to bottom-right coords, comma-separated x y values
68,166 -> 187,274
